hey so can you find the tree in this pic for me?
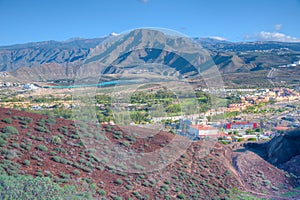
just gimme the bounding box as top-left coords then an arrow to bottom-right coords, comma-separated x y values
130,111 -> 148,124
245,129 -> 253,135
166,104 -> 181,114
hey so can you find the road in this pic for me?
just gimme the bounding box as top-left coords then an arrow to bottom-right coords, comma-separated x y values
267,67 -> 278,85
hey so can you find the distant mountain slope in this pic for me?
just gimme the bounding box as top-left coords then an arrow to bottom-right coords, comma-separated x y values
0,38 -> 105,72
1,31 -> 300,84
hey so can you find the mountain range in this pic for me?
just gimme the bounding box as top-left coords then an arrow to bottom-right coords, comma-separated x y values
1,29 -> 300,86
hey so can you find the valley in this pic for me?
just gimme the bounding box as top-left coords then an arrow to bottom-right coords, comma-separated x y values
0,29 -> 300,199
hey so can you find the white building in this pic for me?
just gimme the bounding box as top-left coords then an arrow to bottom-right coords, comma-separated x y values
23,83 -> 38,90
293,61 -> 300,65
188,125 -> 219,138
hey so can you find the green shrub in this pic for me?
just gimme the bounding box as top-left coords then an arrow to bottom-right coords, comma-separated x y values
25,117 -> 33,124
50,136 -> 62,145
160,184 -> 169,192
53,147 -> 66,154
0,174 -> 77,199
20,120 -> 28,125
120,141 -> 130,147
46,117 -> 56,125
52,156 -> 73,165
29,135 -> 36,140
2,126 -> 19,135
248,137 -> 257,141
49,151 -> 57,156
72,169 -> 80,175
0,148 -> 8,155
114,178 -> 123,185
177,193 -> 186,199
52,156 -> 62,163
36,145 -> 48,152
36,136 -> 44,141
2,118 -> 12,124
21,125 -> 27,129
263,179 -> 271,186
35,171 -> 44,177
59,126 -> 68,135
271,186 -> 279,191
70,134 -> 80,139
23,160 -> 30,166
35,126 -> 47,133
10,143 -> 19,149
112,196 -> 122,200
133,164 -> 145,171
0,139 -> 7,147
31,155 -> 42,161
225,170 -> 231,176
59,172 -> 70,179
20,143 -> 32,151
98,189 -> 106,196
17,116 -> 25,121
37,119 -> 46,126
5,154 -> 14,160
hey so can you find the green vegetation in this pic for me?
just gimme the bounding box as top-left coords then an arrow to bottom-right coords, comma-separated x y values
0,138 -> 7,147
98,189 -> 106,196
0,92 -> 297,199
281,187 -> 300,198
0,174 -> 77,200
36,145 -> 48,152
2,126 -> 19,135
23,160 -> 30,166
2,118 -> 12,124
177,193 -> 186,199
114,178 -> 123,185
50,135 -> 62,145
72,169 -> 80,176
35,125 -> 49,133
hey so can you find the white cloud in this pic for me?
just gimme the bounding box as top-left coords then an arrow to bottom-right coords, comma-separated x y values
244,31 -> 300,42
208,36 -> 227,41
109,32 -> 120,37
275,24 -> 282,31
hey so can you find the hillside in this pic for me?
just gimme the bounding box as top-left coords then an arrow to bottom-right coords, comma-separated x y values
248,129 -> 300,179
0,107 -> 299,199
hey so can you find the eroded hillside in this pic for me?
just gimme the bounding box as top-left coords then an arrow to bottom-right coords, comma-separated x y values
0,108 -> 299,199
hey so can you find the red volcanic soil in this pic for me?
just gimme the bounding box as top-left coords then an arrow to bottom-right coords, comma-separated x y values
0,107 -> 299,199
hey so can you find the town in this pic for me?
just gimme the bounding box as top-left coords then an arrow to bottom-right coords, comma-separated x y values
1,82 -> 299,145
156,87 -> 300,143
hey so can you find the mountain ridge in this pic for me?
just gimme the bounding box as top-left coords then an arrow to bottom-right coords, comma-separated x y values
1,30 -> 300,85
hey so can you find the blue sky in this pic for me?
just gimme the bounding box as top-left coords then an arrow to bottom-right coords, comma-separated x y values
0,0 -> 300,45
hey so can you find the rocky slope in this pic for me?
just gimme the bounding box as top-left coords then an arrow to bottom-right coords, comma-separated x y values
0,107 -> 299,199
248,129 -> 300,180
